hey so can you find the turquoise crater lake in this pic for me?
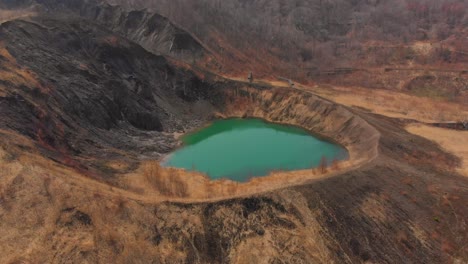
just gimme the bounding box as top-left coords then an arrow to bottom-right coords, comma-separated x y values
163,118 -> 348,182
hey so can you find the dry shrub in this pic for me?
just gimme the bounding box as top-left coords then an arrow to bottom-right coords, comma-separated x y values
226,182 -> 239,196
319,156 -> 328,174
404,149 -> 458,172
101,35 -> 120,46
0,184 -> 9,211
117,240 -> 161,264
114,195 -> 127,215
225,88 -> 255,113
168,169 -> 188,197
128,186 -> 145,194
95,226 -> 124,255
42,175 -> 52,201
330,159 -> 340,171
143,162 -> 188,197
143,162 -> 163,188
204,182 -> 216,199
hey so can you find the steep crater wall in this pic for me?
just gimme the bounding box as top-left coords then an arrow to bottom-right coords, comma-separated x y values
0,14 -> 380,199
128,86 -> 382,201
0,16 -> 216,166
217,87 -> 380,166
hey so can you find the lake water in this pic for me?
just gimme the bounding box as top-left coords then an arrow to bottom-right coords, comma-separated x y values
163,118 -> 348,182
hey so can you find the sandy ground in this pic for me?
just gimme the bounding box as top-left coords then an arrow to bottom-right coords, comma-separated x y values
406,123 -> 468,177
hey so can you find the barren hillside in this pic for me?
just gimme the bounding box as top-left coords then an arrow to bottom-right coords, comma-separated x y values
0,0 -> 467,263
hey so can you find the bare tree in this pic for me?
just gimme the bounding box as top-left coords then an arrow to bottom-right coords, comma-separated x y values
319,156 -> 328,174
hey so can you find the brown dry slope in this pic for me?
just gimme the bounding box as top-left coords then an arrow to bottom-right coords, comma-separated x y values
1,87 -> 467,263
0,8 -> 467,264
407,124 -> 468,177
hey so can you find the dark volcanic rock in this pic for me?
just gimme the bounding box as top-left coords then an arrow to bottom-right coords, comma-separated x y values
0,15 -> 217,167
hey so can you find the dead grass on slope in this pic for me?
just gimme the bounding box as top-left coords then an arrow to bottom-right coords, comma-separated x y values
142,162 -> 189,197
1,133 -> 343,263
220,74 -> 466,124
0,150 -> 174,263
0,45 -> 51,97
406,124 -> 468,177
311,85 -> 468,123
117,157 -> 354,202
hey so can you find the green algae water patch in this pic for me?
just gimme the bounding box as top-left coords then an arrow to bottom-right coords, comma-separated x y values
163,118 -> 348,182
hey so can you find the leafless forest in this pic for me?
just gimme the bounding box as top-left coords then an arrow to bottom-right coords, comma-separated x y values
108,0 -> 467,68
